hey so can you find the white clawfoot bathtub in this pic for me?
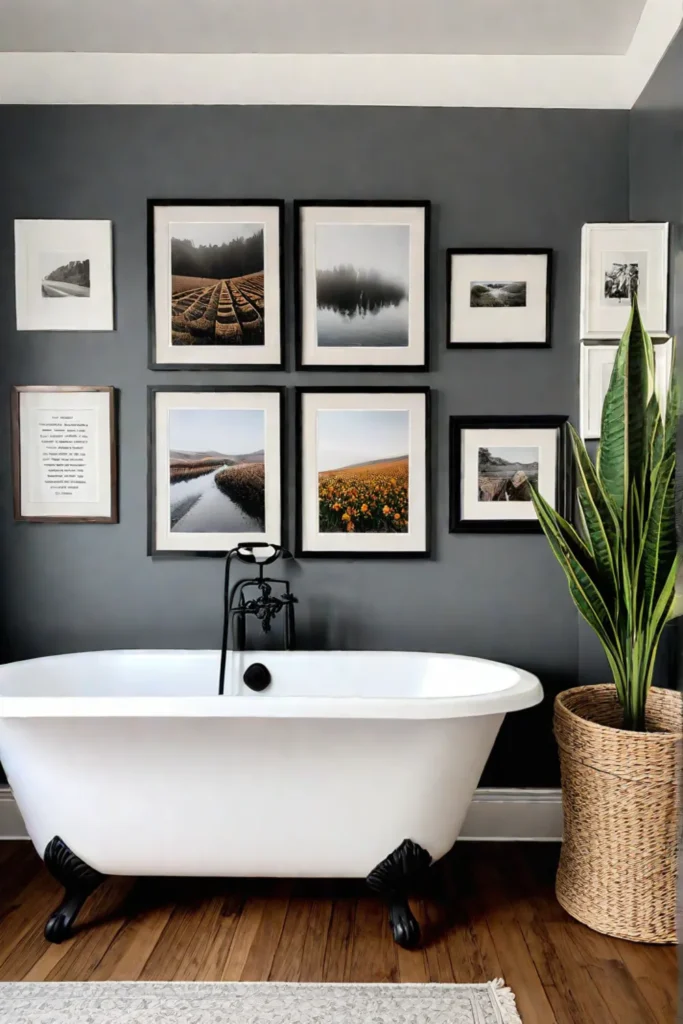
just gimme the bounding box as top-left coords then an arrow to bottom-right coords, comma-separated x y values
0,649 -> 542,880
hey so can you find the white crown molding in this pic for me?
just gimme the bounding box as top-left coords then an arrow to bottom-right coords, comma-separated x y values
0,1 -> 679,107
0,51 -> 629,108
0,785 -> 563,843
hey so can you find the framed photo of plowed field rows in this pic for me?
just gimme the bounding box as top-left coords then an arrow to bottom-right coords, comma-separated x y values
148,386 -> 284,554
296,387 -> 431,557
295,201 -> 429,370
148,201 -> 284,369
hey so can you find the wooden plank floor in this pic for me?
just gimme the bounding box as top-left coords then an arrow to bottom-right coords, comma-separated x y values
0,841 -> 676,1023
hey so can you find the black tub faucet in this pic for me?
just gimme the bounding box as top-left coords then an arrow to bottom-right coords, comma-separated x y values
218,543 -> 297,695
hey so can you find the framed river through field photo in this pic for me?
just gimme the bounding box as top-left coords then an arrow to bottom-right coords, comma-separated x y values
149,201 -> 284,369
149,387 -> 283,554
296,387 -> 430,557
449,415 -> 569,533
295,202 -> 429,369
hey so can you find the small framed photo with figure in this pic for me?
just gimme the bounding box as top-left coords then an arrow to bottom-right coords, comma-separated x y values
296,386 -> 431,557
148,200 -> 284,369
14,220 -> 114,331
295,201 -> 429,369
149,386 -> 283,555
447,248 -> 551,347
580,223 -> 669,339
449,415 -> 570,533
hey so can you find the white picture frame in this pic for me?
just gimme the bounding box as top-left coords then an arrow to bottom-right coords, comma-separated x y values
149,201 -> 284,369
447,248 -> 551,346
12,386 -> 117,523
296,387 -> 430,557
14,220 -> 114,331
580,223 -> 669,339
580,339 -> 673,439
150,387 -> 283,555
295,202 -> 429,369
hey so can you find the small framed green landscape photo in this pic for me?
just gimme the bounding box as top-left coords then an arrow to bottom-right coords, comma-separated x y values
296,387 -> 430,557
148,200 -> 284,369
149,386 -> 283,554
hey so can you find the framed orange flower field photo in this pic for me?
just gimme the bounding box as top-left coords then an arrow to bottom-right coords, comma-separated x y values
296,387 -> 430,558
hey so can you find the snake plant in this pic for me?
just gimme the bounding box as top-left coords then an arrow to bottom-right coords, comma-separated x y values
530,297 -> 678,731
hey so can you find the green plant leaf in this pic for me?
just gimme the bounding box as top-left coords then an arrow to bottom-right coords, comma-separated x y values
531,487 -> 622,669
639,454 -> 675,628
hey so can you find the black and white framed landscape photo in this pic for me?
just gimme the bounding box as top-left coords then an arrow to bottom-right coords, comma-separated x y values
580,223 -> 669,338
447,249 -> 551,347
15,220 -> 114,331
149,387 -> 283,554
149,201 -> 284,369
295,202 -> 429,369
449,416 -> 569,533
296,387 -> 430,556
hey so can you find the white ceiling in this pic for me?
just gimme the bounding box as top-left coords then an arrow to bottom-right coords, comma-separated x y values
0,0 -> 680,107
0,0 -> 648,56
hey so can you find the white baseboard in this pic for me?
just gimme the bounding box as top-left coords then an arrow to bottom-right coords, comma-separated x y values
0,785 -> 562,843
0,787 -> 30,840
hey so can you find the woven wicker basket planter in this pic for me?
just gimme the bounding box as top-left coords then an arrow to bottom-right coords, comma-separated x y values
554,684 -> 682,944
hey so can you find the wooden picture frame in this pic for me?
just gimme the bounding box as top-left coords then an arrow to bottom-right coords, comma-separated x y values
296,386 -> 431,558
11,385 -> 118,523
294,200 -> 430,371
148,385 -> 285,555
148,199 -> 285,370
449,415 -> 570,534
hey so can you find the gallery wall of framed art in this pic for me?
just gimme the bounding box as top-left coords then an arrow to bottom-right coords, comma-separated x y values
8,181 -> 672,558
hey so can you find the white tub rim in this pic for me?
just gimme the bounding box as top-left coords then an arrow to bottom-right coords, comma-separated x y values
0,648 -> 543,720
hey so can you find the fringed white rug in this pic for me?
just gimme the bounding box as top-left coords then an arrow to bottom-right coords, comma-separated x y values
0,981 -> 522,1023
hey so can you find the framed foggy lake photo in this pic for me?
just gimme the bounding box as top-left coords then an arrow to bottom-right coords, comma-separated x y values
449,416 -> 569,533
149,201 -> 284,369
149,387 -> 283,554
15,220 -> 114,331
296,387 -> 430,557
580,223 -> 669,339
447,249 -> 551,347
295,202 -> 429,369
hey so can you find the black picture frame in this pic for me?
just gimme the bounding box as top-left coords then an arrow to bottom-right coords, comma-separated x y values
147,199 -> 286,371
294,200 -> 430,372
446,248 -> 552,348
147,384 -> 286,556
295,385 -> 432,558
449,415 -> 570,534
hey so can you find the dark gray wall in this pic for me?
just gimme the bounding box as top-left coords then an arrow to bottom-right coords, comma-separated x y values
0,107 -> 631,786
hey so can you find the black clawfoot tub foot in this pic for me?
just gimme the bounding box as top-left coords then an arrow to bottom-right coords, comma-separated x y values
366,839 -> 432,949
43,836 -> 107,943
